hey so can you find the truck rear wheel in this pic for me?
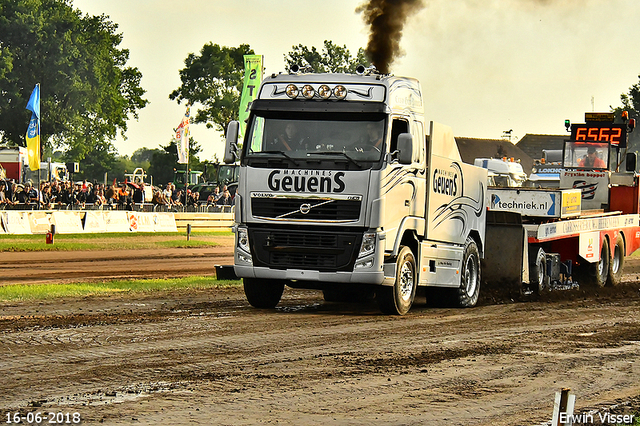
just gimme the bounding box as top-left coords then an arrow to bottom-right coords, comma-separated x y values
530,248 -> 547,294
456,237 -> 481,307
377,246 -> 416,315
581,237 -> 610,288
243,278 -> 285,309
607,235 -> 625,287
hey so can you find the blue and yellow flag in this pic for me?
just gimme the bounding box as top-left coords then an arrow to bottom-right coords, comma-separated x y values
25,84 -> 41,171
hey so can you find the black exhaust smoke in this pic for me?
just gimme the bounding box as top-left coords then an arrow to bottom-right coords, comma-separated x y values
356,0 -> 425,74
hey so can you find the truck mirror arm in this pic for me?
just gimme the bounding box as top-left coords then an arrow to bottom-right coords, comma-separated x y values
224,121 -> 240,164
386,151 -> 399,164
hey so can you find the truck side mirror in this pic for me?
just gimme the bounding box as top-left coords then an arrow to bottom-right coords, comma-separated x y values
397,133 -> 413,165
626,152 -> 637,172
224,121 -> 240,164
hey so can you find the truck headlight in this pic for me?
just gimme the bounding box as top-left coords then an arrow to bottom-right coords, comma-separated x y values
358,232 -> 376,258
237,227 -> 250,253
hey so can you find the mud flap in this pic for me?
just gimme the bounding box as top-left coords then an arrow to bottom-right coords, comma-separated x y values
482,211 -> 527,297
382,263 -> 396,286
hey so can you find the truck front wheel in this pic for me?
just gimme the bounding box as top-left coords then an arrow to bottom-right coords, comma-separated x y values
243,278 -> 285,309
456,237 -> 481,307
377,246 -> 416,315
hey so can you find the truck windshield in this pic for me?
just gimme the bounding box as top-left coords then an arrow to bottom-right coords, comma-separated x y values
563,141 -> 610,170
244,115 -> 386,163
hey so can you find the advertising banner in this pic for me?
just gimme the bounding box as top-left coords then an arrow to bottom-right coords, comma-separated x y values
51,211 -> 84,234
83,211 -> 108,233
135,212 -> 155,232
488,188 -> 581,219
104,211 -> 131,233
154,212 -> 178,232
3,211 -> 33,234
27,211 -> 51,234
559,170 -> 609,211
579,231 -> 600,263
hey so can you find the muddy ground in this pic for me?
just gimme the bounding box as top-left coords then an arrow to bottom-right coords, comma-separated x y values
1,241 -> 640,425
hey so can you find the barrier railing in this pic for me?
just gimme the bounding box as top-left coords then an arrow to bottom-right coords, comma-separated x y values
0,203 -> 232,214
0,208 -> 233,234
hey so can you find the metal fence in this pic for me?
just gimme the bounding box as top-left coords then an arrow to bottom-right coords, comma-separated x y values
0,203 -> 232,214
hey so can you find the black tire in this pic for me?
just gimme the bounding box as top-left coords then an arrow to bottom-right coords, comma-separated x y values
581,237 -> 610,288
322,286 -> 342,302
457,237 -> 481,307
243,278 -> 285,309
530,248 -> 547,294
607,234 -> 625,287
377,246 -> 417,315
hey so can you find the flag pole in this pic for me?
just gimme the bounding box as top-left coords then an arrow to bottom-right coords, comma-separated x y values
37,83 -> 41,210
185,135 -> 189,207
185,103 -> 189,207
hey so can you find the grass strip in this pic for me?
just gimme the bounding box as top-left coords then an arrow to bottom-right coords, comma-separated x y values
0,230 -> 232,251
0,276 -> 242,302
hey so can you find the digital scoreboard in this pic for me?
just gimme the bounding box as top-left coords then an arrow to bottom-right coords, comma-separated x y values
570,123 -> 627,148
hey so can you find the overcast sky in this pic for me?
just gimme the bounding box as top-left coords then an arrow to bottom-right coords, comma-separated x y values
72,0 -> 640,162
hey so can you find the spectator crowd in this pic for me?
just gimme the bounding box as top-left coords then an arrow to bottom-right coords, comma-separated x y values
0,178 -> 234,211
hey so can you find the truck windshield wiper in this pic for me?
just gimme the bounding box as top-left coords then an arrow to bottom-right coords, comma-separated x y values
307,151 -> 362,168
252,151 -> 300,166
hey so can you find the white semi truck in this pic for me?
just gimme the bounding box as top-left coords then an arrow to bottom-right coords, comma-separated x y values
224,69 -> 488,314
223,70 -> 640,315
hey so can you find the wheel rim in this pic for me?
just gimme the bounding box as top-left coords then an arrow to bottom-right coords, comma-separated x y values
536,257 -> 545,287
464,254 -> 478,296
598,244 -> 609,279
399,260 -> 414,302
612,244 -> 622,274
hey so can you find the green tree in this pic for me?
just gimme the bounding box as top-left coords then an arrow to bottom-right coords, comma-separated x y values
68,139 -> 117,182
169,43 -> 253,134
131,147 -> 162,165
0,0 -> 148,159
284,40 -> 371,73
613,75 -> 640,155
148,138 -> 202,187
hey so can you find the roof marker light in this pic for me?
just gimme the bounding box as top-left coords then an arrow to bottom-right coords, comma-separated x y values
318,85 -> 332,99
301,85 -> 315,99
285,84 -> 299,99
333,85 -> 347,100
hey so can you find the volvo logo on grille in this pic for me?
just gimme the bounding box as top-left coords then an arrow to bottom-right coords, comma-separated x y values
300,203 -> 311,214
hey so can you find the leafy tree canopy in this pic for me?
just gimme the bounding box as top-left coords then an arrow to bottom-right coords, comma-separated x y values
148,138 -> 202,187
168,41 -> 369,143
613,74 -> 640,154
169,43 -> 253,134
284,40 -> 371,73
0,0 -> 148,163
131,147 -> 162,164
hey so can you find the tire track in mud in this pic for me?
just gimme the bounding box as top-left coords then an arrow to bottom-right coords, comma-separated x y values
1,250 -> 640,424
0,247 -> 233,285
1,288 -> 640,426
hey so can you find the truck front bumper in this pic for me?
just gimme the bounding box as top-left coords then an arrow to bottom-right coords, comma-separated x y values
234,263 -> 386,285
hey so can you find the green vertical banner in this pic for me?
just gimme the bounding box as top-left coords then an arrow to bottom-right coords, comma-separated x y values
238,55 -> 263,141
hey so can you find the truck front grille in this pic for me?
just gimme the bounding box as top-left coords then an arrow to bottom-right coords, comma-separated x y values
251,198 -> 361,221
249,228 -> 361,272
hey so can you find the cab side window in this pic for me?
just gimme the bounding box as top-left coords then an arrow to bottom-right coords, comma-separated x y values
389,118 -> 409,158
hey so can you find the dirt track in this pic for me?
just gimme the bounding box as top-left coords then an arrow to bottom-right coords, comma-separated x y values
1,243 -> 640,425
